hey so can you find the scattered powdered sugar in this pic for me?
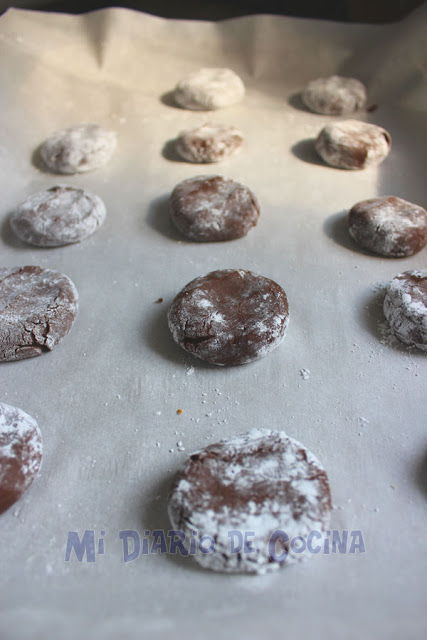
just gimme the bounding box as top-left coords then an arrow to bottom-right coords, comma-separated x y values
196,298 -> 213,309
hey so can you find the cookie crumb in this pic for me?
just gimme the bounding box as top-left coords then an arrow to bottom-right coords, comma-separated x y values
155,298 -> 163,303
177,409 -> 183,415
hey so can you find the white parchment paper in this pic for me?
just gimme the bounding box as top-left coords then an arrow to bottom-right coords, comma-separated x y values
0,6 -> 426,639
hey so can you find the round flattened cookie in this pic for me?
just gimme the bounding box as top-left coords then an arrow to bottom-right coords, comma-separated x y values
175,123 -> 244,163
0,266 -> 79,361
167,269 -> 289,366
315,120 -> 391,170
39,123 -> 116,174
301,75 -> 367,115
173,68 -> 245,110
168,428 -> 332,574
0,403 -> 42,514
10,186 -> 107,248
170,175 -> 260,242
383,270 -> 427,351
348,196 -> 427,257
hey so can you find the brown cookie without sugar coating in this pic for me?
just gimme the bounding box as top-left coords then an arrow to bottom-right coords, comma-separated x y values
0,266 -> 79,361
383,270 -> 427,351
301,75 -> 367,115
0,403 -> 43,514
10,186 -> 106,247
167,269 -> 289,365
39,123 -> 116,174
175,123 -> 243,163
315,120 -> 391,169
170,175 -> 260,242
348,196 -> 427,257
168,428 -> 332,574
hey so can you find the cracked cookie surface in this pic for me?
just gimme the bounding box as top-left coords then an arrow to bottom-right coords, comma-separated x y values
0,266 -> 79,361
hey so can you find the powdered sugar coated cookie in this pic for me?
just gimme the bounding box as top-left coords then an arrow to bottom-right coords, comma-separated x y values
302,75 -> 367,115
0,403 -> 43,514
173,68 -> 245,110
167,269 -> 289,365
168,428 -> 332,574
170,175 -> 260,242
40,123 -> 116,174
315,120 -> 391,169
0,266 -> 79,361
348,196 -> 427,257
10,186 -> 106,247
175,123 -> 243,163
383,270 -> 427,351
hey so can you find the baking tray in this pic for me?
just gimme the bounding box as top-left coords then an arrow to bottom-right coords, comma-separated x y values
0,6 -> 426,639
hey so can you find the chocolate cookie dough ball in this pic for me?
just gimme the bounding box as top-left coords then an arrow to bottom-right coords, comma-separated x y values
10,186 -> 106,247
383,270 -> 427,351
315,120 -> 391,169
0,266 -> 79,361
173,68 -> 245,110
170,175 -> 260,242
348,196 -> 427,257
0,403 -> 43,514
40,123 -> 116,174
168,429 -> 332,574
167,269 -> 289,366
175,123 -> 243,163
302,75 -> 367,115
